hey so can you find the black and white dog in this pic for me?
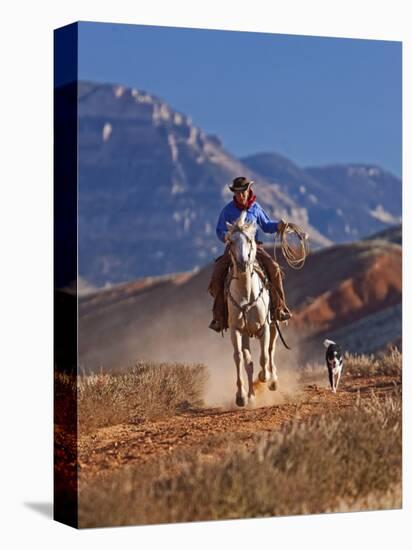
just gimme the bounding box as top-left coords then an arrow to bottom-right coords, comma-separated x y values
323,339 -> 343,393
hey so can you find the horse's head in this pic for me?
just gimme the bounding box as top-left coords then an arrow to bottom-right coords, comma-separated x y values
226,211 -> 257,274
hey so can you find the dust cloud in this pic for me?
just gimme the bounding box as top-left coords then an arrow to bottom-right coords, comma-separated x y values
79,268 -> 320,408
201,337 -> 303,409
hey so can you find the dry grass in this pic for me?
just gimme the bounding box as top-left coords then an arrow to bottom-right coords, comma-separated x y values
78,391 -> 402,528
55,361 -> 208,434
330,483 -> 401,513
343,347 -> 402,378
300,347 -> 402,385
55,352 -> 402,527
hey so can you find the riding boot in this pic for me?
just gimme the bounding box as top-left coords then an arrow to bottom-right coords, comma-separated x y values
208,246 -> 231,331
209,291 -> 227,332
255,245 -> 292,322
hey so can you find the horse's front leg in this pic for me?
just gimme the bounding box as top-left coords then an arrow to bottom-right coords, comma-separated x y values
242,333 -> 255,403
268,324 -> 279,391
258,324 -> 270,383
231,328 -> 248,407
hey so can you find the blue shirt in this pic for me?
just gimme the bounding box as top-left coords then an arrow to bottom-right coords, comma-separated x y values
216,200 -> 279,243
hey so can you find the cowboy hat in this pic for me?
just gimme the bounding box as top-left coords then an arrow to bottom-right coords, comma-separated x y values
229,176 -> 254,193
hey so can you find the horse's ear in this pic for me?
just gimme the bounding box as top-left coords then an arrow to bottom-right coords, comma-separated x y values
238,211 -> 247,226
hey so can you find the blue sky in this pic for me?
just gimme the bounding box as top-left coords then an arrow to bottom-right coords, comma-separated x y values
78,22 -> 402,176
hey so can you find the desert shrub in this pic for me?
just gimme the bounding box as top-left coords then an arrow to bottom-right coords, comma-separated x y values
55,361 -> 208,433
78,391 -> 402,527
343,347 -> 402,378
300,348 -> 402,384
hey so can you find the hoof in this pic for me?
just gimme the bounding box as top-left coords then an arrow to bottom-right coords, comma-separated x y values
247,395 -> 256,409
258,370 -> 268,383
236,394 -> 247,407
269,380 -> 278,391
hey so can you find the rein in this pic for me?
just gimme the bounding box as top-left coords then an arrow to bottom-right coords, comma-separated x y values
227,222 -> 293,348
227,275 -> 266,322
228,226 -> 254,271
274,320 -> 291,350
227,226 -> 269,336
227,270 -> 269,337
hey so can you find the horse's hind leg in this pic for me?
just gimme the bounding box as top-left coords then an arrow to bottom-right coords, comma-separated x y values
231,328 -> 248,407
268,324 -> 279,391
242,333 -> 255,402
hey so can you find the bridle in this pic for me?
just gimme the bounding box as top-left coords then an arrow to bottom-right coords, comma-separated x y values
225,221 -> 294,349
226,225 -> 269,336
227,226 -> 255,273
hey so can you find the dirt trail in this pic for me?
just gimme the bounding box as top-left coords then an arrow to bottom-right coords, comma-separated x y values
77,374 -> 398,484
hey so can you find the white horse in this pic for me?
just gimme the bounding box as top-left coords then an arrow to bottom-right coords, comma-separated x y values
225,211 -> 279,407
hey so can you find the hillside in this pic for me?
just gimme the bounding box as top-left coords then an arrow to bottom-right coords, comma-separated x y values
78,226 -> 401,371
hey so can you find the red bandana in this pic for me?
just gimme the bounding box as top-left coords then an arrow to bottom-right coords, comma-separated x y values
233,190 -> 256,211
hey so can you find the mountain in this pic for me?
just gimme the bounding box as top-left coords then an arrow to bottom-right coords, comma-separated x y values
71,81 -> 401,287
76,82 -> 329,287
363,224 -> 402,245
78,226 -> 402,371
242,153 -> 402,243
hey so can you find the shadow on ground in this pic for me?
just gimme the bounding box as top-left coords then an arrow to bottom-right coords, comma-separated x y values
24,502 -> 53,519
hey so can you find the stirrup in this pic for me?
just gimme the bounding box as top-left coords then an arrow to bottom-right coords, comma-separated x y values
271,309 -> 292,323
278,310 -> 292,322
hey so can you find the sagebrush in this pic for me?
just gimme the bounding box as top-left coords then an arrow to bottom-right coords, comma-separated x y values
55,361 -> 208,433
300,347 -> 401,385
78,391 -> 402,527
343,347 -> 402,377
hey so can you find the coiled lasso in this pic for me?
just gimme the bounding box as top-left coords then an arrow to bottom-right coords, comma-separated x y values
274,222 -> 310,270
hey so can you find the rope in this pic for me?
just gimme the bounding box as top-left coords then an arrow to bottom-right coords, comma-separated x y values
274,222 -> 310,270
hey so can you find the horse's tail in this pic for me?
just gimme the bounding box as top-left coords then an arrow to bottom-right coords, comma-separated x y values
275,320 -> 291,350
